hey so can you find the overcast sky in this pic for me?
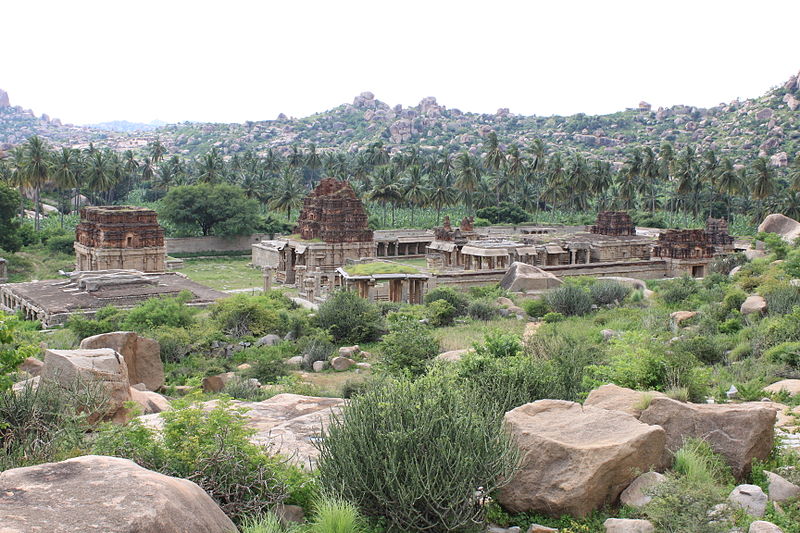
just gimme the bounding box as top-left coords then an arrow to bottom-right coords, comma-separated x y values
2,0 -> 799,125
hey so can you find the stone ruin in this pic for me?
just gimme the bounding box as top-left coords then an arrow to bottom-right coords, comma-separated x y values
433,215 -> 477,243
590,211 -> 636,236
295,178 -> 373,243
652,229 -> 715,259
0,257 -> 6,283
75,206 -> 166,272
705,217 -> 735,246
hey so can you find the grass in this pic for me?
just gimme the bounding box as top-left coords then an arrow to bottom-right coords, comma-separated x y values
5,245 -> 74,283
344,263 -> 419,276
391,258 -> 428,270
181,256 -> 264,291
434,317 -> 528,351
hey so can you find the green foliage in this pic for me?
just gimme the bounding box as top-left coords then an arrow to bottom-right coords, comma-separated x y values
473,331 -> 522,358
239,344 -> 293,384
0,376 -> 108,470
542,311 -> 565,323
122,291 -> 196,332
315,291 -> 385,344
0,185 -> 23,253
546,285 -> 592,317
309,495 -> 366,533
589,280 -> 631,306
222,375 -> 269,401
476,202 -> 528,224
709,252 -> 747,275
298,335 -> 335,372
65,305 -> 126,339
44,232 -> 75,255
763,284 -> 800,315
659,276 -> 699,305
239,513 -> 287,533
160,183 -> 260,236
467,299 -> 500,321
211,292 -> 306,339
423,287 -> 469,316
521,298 -> 550,318
764,341 -> 800,367
316,375 -> 518,533
0,315 -> 35,392
757,231 -> 790,260
92,400 -> 309,523
467,284 -> 508,300
672,438 -> 734,486
426,299 -> 457,327
378,318 -> 439,378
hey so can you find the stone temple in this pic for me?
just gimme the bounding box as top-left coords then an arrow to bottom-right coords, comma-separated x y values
74,206 -> 166,273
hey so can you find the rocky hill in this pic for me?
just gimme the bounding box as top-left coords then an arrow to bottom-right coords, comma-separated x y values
1,69 -> 799,166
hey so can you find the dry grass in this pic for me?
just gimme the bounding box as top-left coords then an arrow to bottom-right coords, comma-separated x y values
434,318 -> 528,351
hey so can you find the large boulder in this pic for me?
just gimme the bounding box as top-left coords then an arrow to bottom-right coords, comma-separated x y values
584,384 -> 667,419
41,348 -> 131,423
729,484 -> 768,517
500,262 -> 563,293
19,357 -> 44,377
140,394 -> 344,469
741,295 -> 768,315
758,214 -> 800,243
202,372 -> 235,393
764,379 -> 800,396
764,470 -> 800,502
497,400 -> 665,517
639,397 -> 775,479
603,519 -> 655,533
80,331 -> 164,391
129,387 -> 171,414
0,455 -> 236,533
749,522 -> 784,533
619,471 -> 666,508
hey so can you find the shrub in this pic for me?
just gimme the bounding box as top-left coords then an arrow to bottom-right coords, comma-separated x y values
150,325 -> 194,363
239,513 -> 286,533
673,438 -> 733,486
379,319 -> 439,378
316,375 -> 518,532
0,376 -> 108,470
476,202 -> 528,224
542,312 -> 564,323
309,495 -> 365,533
589,280 -> 631,306
122,291 -> 196,332
65,305 -> 126,339
474,331 -> 522,358
467,300 -> 499,321
45,233 -> 76,255
764,341 -> 800,367
0,315 -> 34,392
93,400 -> 308,523
427,299 -> 457,327
222,375 -> 268,401
423,287 -> 469,316
239,345 -> 292,384
468,284 -> 508,299
315,291 -> 385,344
211,293 -> 297,338
709,252 -> 747,275
546,285 -> 592,316
670,335 -> 725,365
521,298 -> 550,318
659,276 -> 698,305
299,336 -> 335,372
722,286 -> 747,312
763,284 -> 800,315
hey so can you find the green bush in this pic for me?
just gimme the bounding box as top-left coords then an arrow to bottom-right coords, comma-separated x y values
467,300 -> 499,321
315,291 -> 385,344
546,285 -> 592,316
709,252 -> 747,275
239,513 -> 286,533
222,375 -> 268,401
659,276 -> 699,305
316,375 -> 518,532
722,286 -> 747,312
122,291 -> 196,332
521,298 -> 550,318
427,299 -> 457,327
474,331 -> 522,358
423,287 -> 469,316
1,315 -> 34,392
150,325 -> 194,363
93,400 -> 310,523
764,341 -> 800,367
65,305 -> 126,339
299,336 -> 335,372
542,311 -> 564,323
589,280 -> 631,306
379,319 -> 439,378
467,284 -> 508,299
45,233 -> 76,255
211,293 -> 304,339
764,284 -> 800,315
308,495 -> 366,533
476,202 -> 528,224
670,335 -> 725,365
239,344 -> 293,384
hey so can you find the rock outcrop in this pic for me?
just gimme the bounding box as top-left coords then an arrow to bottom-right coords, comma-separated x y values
603,518 -> 655,533
741,294 -> 768,315
584,384 -> 667,419
619,471 -> 666,508
0,455 -> 236,533
500,262 -> 563,293
758,214 -> 800,243
729,484 -> 768,517
80,331 -> 164,391
498,399 -> 665,517
639,397 -> 775,479
764,379 -> 800,396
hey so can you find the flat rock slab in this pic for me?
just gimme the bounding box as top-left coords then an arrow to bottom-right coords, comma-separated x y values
584,384 -> 667,419
640,397 -> 775,479
498,399 -> 665,517
0,455 -> 236,533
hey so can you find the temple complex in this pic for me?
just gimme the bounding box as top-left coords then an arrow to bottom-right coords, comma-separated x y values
74,206 -> 166,272
590,211 -> 636,236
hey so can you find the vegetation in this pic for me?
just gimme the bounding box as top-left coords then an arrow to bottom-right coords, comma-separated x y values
315,291 -> 385,343
343,263 -> 419,276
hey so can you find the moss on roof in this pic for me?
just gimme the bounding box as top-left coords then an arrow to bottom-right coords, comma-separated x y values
344,263 -> 420,276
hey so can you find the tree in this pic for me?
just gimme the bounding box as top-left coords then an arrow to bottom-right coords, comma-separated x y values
21,136 -> 51,231
51,148 -> 81,227
454,152 -> 480,215
197,148 -> 224,184
160,183 -> 259,236
269,169 -> 305,221
403,164 -> 428,226
0,185 -> 23,252
369,166 -> 402,226
751,157 -> 775,200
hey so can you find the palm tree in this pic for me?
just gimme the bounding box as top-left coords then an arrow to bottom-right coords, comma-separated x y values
84,150 -> 116,203
788,156 -> 800,191
427,170 -> 456,224
716,158 -> 738,220
6,146 -> 28,218
305,143 -> 323,185
22,136 -> 51,231
674,146 -> 700,215
403,164 -> 427,226
148,139 -> 167,164
198,148 -> 224,184
52,148 -> 81,227
262,148 -> 283,178
454,152 -> 480,215
269,169 -> 305,221
368,166 -> 402,226
751,157 -> 775,200
701,149 -> 720,217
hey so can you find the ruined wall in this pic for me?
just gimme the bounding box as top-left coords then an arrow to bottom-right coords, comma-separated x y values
295,178 -> 373,243
652,229 -> 715,259
590,211 -> 636,236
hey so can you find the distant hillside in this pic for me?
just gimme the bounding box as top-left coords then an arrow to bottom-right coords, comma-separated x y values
1,69 -> 799,167
84,120 -> 167,133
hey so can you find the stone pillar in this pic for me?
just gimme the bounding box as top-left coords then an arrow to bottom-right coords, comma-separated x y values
262,267 -> 273,292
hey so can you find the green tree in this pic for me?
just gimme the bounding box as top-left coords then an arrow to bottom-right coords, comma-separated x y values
0,315 -> 35,392
269,169 -> 305,221
0,185 -> 23,252
160,183 -> 259,236
21,136 -> 51,231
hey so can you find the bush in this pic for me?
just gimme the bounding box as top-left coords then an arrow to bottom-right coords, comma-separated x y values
1,315 -> 34,392
222,375 -> 268,401
93,400 -> 309,523
299,336 -> 335,372
65,305 -> 126,339
315,291 -> 385,344
659,276 -> 699,305
467,300 -> 499,321
468,284 -> 508,299
542,312 -> 564,323
45,233 -> 76,255
379,319 -> 439,378
764,284 -> 800,315
546,285 -> 592,316
709,252 -> 747,275
239,345 -> 292,384
212,293 -> 303,339
427,299 -> 457,327
308,495 -> 366,533
474,331 -> 522,358
423,287 -> 469,316
475,202 -> 528,224
521,298 -> 550,318
764,341 -> 800,367
589,280 -> 631,306
122,291 -> 196,332
316,375 -> 518,532
150,325 -> 194,363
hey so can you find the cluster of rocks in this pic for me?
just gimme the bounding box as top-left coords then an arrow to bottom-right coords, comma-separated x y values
292,344 -> 372,373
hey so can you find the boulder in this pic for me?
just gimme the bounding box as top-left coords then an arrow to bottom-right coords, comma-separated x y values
584,384 -> 667,419
639,397 -> 775,479
507,305 -> 527,318
756,108 -> 774,121
603,519 -> 655,533
527,526 -> 558,533
497,400 -> 665,517
496,296 -> 515,307
312,360 -> 327,372
764,470 -> 800,502
236,363 -> 252,371
19,357 -> 44,377
201,372 -> 235,393
729,484 -> 767,517
285,355 -> 304,368
435,349 -> 471,362
140,394 -> 344,469
274,503 -> 305,524
670,311 -> 697,325
764,379 -> 800,396
80,331 -> 164,391
0,455 -> 236,533
619,471 -> 666,508
330,356 -> 355,371
256,334 -> 282,346
42,348 -> 131,423
500,262 -> 563,292
741,295 -> 768,315
758,214 -> 800,243
129,387 -> 170,414
750,521 -> 784,533
338,345 -> 360,358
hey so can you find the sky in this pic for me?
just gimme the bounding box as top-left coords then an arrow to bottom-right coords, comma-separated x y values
2,0 -> 799,125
